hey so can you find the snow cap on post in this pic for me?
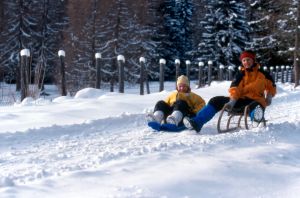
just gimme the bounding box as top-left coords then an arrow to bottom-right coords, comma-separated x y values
159,58 -> 166,65
58,50 -> 65,57
208,60 -> 213,65
228,66 -> 234,70
263,66 -> 268,71
95,53 -> 101,59
219,64 -> 224,69
20,49 -> 30,57
198,61 -> 204,67
175,59 -> 180,64
185,60 -> 191,65
139,57 -> 146,63
117,55 -> 125,62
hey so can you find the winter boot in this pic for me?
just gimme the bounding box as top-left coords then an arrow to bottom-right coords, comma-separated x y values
249,105 -> 264,122
146,111 -> 164,124
166,111 -> 183,126
183,117 -> 200,131
183,104 -> 216,133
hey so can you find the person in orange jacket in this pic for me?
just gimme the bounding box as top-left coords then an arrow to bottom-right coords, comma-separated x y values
184,50 -> 277,132
147,75 -> 206,127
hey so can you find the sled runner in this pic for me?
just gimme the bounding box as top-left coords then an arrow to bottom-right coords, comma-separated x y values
148,121 -> 186,132
217,102 -> 266,133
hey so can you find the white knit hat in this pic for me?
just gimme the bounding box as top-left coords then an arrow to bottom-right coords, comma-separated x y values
177,75 -> 189,87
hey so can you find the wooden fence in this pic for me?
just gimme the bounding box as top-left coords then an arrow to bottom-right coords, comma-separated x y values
18,49 -> 294,99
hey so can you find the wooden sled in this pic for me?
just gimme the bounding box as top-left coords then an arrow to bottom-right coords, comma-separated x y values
217,103 -> 267,133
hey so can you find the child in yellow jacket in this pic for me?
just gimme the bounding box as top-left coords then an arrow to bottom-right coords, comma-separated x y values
147,75 -> 206,126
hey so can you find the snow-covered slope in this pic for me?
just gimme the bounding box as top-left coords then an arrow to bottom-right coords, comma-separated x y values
0,82 -> 300,198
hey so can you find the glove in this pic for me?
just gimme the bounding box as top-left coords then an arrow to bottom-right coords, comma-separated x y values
266,93 -> 272,106
225,99 -> 237,111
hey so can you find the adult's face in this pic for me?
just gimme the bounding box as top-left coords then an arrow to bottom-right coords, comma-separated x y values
242,57 -> 254,69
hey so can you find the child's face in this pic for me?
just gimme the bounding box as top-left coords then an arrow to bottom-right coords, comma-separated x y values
242,57 -> 254,69
177,83 -> 189,93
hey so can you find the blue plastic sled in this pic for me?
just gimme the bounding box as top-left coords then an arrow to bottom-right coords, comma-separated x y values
148,121 -> 186,132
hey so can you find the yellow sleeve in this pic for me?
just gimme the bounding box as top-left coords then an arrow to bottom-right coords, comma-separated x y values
164,92 -> 177,106
190,93 -> 206,114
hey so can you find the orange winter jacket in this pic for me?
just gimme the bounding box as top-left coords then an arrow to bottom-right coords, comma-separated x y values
165,91 -> 206,114
229,63 -> 276,108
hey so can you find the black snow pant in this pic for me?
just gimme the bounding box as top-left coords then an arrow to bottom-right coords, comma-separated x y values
208,96 -> 264,113
154,100 -> 193,125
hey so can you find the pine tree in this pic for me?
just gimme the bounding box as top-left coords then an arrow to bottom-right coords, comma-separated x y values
199,0 -> 250,68
124,0 -> 165,83
36,0 -> 69,87
274,0 -> 298,64
247,0 -> 281,65
156,0 -> 194,78
0,0 -> 39,88
0,0 -> 68,88
187,0 -> 206,62
70,0 -> 98,89
67,0 -> 145,90
0,1 -> 4,80
293,0 -> 300,86
197,0 -> 218,65
95,0 -> 138,85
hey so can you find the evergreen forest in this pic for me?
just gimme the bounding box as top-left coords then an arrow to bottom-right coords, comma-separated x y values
0,0 -> 299,92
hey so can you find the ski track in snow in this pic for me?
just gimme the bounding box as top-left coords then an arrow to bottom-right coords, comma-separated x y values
1,89 -> 300,188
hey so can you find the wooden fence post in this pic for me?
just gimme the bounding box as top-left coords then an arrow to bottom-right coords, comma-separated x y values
198,61 -> 204,88
159,58 -> 166,92
286,66 -> 292,83
58,50 -> 67,96
185,60 -> 191,82
275,66 -> 279,82
110,61 -> 114,92
139,57 -> 146,95
144,60 -> 150,94
291,65 -> 295,83
270,66 -> 274,81
219,64 -> 224,81
20,49 -> 30,101
175,59 -> 180,88
263,66 -> 268,74
284,66 -> 289,83
281,65 -> 285,83
208,60 -> 213,85
117,55 -> 125,93
95,53 -> 102,89
228,66 -> 234,80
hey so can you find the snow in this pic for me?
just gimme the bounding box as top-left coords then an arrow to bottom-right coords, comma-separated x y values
0,81 -> 300,198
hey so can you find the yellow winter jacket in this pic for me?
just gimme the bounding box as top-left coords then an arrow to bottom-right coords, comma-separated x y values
229,63 -> 276,108
165,91 -> 206,114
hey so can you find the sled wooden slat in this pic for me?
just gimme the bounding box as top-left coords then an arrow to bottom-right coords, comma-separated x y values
217,104 -> 267,133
